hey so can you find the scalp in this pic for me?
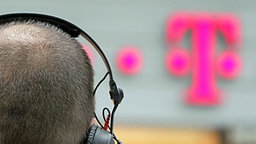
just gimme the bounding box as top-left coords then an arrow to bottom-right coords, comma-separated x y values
0,22 -> 80,70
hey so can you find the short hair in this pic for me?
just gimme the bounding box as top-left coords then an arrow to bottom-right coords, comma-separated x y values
0,21 -> 94,144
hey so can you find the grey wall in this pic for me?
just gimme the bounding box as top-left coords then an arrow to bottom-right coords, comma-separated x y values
0,0 -> 255,128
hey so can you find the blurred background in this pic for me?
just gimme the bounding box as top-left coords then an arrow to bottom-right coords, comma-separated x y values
0,0 -> 256,143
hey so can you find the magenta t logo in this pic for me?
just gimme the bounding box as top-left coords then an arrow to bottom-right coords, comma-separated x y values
165,12 -> 242,106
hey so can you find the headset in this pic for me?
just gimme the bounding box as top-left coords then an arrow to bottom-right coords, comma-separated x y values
0,13 -> 124,144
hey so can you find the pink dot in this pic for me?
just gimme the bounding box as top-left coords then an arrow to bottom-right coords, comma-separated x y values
172,55 -> 187,70
123,54 -> 136,68
165,48 -> 190,76
222,57 -> 235,72
216,51 -> 241,79
116,47 -> 143,75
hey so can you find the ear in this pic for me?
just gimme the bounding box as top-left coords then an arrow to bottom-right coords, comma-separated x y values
90,118 -> 96,126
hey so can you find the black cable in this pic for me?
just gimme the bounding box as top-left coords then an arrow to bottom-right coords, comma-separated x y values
93,72 -> 109,96
110,105 -> 123,144
94,112 -> 103,128
93,72 -> 110,128
102,107 -> 111,122
110,105 -> 118,134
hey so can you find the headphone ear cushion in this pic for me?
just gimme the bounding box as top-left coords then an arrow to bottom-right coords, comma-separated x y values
85,125 -> 98,144
85,125 -> 114,144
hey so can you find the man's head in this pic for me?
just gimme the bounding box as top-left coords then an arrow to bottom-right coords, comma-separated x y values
0,21 -> 94,144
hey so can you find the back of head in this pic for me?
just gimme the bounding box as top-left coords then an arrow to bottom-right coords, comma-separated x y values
0,21 -> 94,144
